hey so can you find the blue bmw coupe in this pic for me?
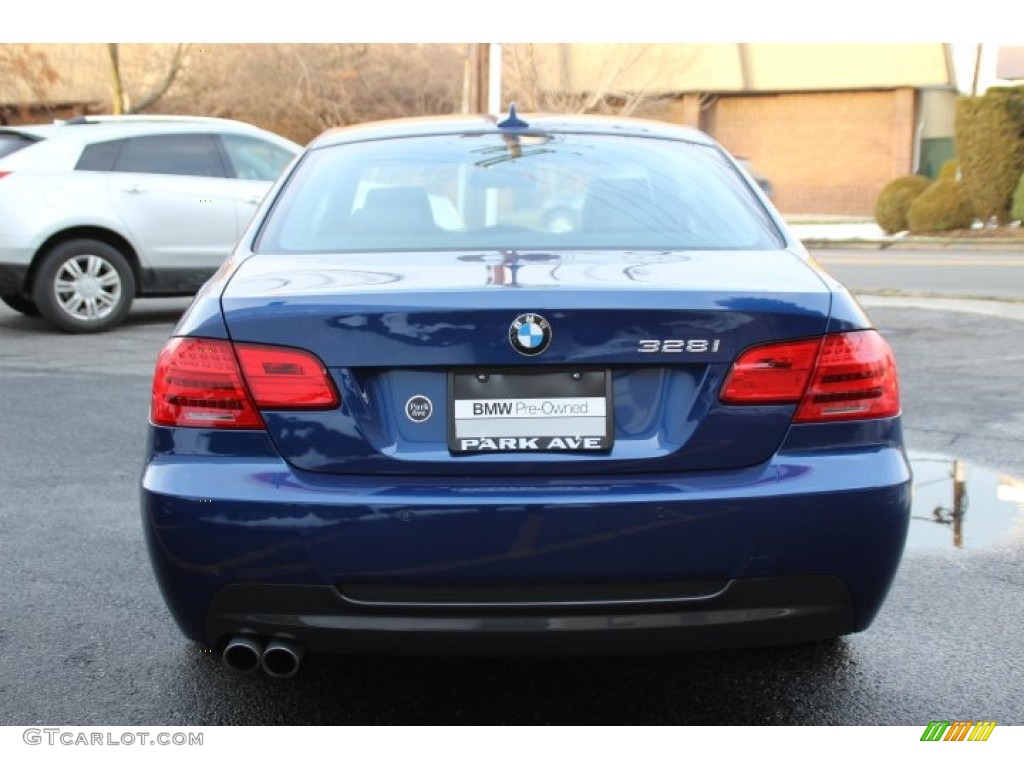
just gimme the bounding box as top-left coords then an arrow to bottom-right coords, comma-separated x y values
142,112 -> 910,677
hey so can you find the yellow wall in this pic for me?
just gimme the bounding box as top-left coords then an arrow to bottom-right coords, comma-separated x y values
521,43 -> 954,95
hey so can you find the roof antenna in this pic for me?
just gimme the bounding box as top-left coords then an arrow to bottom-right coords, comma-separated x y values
497,103 -> 529,130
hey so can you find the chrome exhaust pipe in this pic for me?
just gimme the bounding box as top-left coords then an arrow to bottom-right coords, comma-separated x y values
261,637 -> 304,679
223,635 -> 265,673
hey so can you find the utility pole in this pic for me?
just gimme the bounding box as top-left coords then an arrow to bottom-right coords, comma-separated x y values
465,43 -> 502,114
952,459 -> 966,548
971,44 -> 983,97
488,43 -> 502,115
461,44 -> 472,113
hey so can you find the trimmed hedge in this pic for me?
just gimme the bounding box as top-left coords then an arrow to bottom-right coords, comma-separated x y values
1012,170 -> 1024,222
907,179 -> 975,234
875,175 -> 932,234
955,86 -> 1024,223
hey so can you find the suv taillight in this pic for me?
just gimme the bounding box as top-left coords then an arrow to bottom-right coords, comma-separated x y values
720,330 -> 899,422
151,337 -> 339,429
0,172 -> 10,180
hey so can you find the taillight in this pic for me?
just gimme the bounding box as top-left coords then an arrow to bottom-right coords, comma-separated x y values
794,331 -> 899,422
0,171 -> 10,180
235,343 -> 339,409
152,338 -> 261,428
720,330 -> 899,422
151,337 -> 338,429
720,338 -> 821,404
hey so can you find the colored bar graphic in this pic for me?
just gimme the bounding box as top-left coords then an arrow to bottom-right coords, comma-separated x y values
968,721 -> 997,742
921,721 -> 950,741
945,721 -> 972,741
920,720 -> 996,742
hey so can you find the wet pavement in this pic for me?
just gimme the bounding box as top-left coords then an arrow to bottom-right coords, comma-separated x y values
1,298 -> 1022,725
906,452 -> 1024,552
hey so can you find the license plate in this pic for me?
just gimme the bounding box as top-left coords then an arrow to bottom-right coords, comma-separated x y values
448,369 -> 613,454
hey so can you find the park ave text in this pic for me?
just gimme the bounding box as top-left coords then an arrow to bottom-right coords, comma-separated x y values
458,436 -> 604,451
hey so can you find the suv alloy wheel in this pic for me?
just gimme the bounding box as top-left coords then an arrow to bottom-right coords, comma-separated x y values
32,239 -> 136,333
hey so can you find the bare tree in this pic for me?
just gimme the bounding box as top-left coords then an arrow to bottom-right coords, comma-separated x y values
504,44 -> 669,116
291,44 -> 463,130
107,44 -> 125,115
0,45 -> 58,121
106,43 -> 190,114
160,44 -> 464,143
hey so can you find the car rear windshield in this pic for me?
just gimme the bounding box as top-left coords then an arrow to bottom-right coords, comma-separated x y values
256,133 -> 784,254
0,132 -> 40,160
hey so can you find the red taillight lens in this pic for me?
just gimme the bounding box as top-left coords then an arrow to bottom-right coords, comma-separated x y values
721,330 -> 900,422
720,338 -> 821,404
151,338 -> 339,429
0,171 -> 10,180
235,343 -> 339,409
794,330 -> 899,422
152,338 -> 262,428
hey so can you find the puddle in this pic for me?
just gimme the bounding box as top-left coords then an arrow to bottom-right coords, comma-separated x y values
905,451 -> 1024,550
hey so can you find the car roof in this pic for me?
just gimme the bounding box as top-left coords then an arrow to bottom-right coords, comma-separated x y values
1,115 -> 298,145
0,124 -> 59,140
309,113 -> 717,150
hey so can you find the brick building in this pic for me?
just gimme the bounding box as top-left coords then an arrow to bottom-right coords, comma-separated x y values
519,44 -> 958,215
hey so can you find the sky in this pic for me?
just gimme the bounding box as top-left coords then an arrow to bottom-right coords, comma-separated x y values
950,43 -> 1017,93
4,0 -> 1021,45
4,1 -> 1020,94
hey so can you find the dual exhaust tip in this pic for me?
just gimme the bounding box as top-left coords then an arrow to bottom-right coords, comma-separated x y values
223,635 -> 304,678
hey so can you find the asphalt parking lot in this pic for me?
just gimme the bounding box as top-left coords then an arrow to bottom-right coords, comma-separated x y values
1,295 -> 1022,725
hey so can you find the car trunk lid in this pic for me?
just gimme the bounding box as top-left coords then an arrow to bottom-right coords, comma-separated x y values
220,249 -> 834,475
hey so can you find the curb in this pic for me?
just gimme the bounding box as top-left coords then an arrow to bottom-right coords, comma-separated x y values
802,238 -> 1024,251
855,293 -> 1024,320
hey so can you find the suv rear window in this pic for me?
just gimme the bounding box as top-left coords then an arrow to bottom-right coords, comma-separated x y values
75,139 -> 124,171
0,132 -> 39,160
220,134 -> 295,181
257,133 -> 783,254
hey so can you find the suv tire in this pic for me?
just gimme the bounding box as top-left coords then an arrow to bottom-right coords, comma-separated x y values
33,239 -> 136,333
1,294 -> 41,317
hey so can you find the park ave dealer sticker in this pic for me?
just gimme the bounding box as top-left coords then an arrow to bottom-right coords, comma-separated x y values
449,370 -> 612,453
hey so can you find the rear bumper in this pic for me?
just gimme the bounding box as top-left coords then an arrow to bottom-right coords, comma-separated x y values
206,577 -> 854,656
141,434 -> 911,654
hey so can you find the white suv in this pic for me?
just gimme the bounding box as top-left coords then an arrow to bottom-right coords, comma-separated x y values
0,116 -> 299,332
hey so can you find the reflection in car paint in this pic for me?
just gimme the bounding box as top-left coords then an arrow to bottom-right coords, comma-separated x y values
906,451 -> 1024,550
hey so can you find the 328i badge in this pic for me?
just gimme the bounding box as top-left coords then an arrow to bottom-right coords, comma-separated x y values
142,110 -> 911,677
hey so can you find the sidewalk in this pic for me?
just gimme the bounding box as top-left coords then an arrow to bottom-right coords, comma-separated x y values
784,214 -> 1024,250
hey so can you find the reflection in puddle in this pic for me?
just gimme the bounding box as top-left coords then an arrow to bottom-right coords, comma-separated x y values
906,451 -> 1024,550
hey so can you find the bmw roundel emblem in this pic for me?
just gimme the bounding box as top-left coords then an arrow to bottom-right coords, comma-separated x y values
509,313 -> 552,356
